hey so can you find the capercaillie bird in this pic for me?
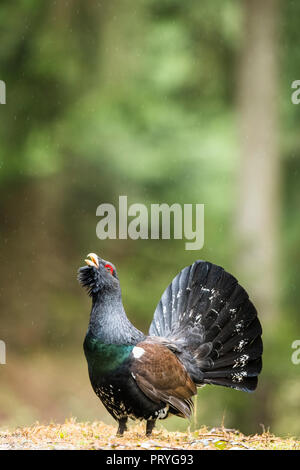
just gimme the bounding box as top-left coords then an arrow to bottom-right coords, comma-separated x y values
78,253 -> 263,437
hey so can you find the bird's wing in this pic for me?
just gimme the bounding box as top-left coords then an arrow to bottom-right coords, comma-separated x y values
130,340 -> 197,418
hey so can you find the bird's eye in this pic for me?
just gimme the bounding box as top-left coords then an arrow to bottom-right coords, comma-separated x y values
105,264 -> 114,275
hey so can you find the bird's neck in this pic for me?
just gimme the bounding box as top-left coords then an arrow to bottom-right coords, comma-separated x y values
87,288 -> 143,345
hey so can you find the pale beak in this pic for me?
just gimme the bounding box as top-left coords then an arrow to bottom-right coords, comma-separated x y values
85,253 -> 99,268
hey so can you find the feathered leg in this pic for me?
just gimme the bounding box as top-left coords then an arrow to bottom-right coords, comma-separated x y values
146,419 -> 156,436
116,417 -> 128,436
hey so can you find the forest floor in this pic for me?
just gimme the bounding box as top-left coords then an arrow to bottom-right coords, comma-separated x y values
0,419 -> 299,450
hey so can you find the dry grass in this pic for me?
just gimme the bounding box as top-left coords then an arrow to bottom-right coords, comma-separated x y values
0,419 -> 299,450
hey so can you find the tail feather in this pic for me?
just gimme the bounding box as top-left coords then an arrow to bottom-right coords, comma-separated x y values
207,337 -> 263,370
204,376 -> 258,393
149,261 -> 263,393
216,317 -> 262,356
202,358 -> 262,380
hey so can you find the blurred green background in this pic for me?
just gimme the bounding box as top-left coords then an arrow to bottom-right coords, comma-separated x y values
0,0 -> 300,436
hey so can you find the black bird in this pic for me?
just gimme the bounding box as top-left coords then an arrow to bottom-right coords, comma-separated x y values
78,253 -> 263,436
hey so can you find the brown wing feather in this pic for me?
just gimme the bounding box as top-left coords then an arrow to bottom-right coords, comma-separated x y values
131,340 -> 197,418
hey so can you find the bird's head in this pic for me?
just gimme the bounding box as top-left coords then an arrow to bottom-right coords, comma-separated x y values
78,253 -> 119,297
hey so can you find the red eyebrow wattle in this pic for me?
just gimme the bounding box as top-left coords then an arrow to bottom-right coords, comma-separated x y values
105,264 -> 113,275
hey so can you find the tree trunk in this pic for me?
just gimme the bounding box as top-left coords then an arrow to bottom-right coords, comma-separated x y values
236,0 -> 280,323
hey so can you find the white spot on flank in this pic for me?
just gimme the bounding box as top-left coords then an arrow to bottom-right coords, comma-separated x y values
157,405 -> 169,419
132,346 -> 145,359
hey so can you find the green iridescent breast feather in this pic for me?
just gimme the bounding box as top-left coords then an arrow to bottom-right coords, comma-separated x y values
84,332 -> 134,375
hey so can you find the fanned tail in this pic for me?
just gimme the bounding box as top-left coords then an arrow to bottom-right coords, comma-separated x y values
149,261 -> 263,392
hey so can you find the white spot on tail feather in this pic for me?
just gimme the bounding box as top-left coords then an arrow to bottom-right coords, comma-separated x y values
201,287 -> 210,292
232,371 -> 247,383
233,354 -> 249,368
234,339 -> 247,352
235,320 -> 244,333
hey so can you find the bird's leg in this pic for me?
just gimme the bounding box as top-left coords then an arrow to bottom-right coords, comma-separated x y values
146,419 -> 156,437
116,417 -> 128,437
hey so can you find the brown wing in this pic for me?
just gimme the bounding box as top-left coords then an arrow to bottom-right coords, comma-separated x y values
131,340 -> 197,418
